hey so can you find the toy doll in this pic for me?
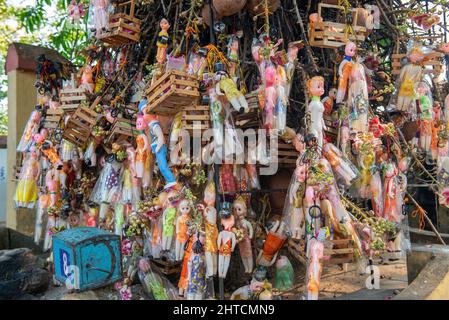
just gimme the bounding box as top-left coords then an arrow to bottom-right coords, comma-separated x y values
383,160 -> 401,223
322,143 -> 358,186
33,129 -> 63,169
162,188 -> 180,252
275,65 -> 288,132
136,115 -> 149,179
415,82 -> 433,154
251,37 -> 265,84
285,41 -> 302,98
216,71 -> 249,113
227,35 -> 240,78
147,114 -> 176,189
336,41 -> 357,103
91,0 -> 110,38
217,209 -> 237,279
68,0 -> 84,23
178,229 -> 195,297
263,65 -> 278,130
175,199 -> 192,261
307,76 -> 326,149
203,205 -> 218,277
34,194 -> 50,245
186,238 -> 207,300
257,219 -> 287,267
87,202 -> 99,227
322,88 -> 337,116
45,167 -> 61,206
275,255 -> 294,291
233,196 -> 254,274
14,150 -> 40,209
80,64 -> 95,93
230,268 -> 266,300
306,238 -> 324,300
209,87 -> 224,152
17,110 -> 41,153
156,19 -> 170,65
347,61 -> 369,133
284,163 -> 306,240
396,43 -> 425,113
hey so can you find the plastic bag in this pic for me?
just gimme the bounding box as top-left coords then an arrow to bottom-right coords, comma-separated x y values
138,260 -> 179,300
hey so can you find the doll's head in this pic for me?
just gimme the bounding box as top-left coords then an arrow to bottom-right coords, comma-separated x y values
294,164 -> 307,183
307,76 -> 325,97
203,181 -> 216,207
31,110 -> 41,122
136,114 -> 147,131
441,43 -> 449,54
309,13 -> 322,24
265,65 -> 277,87
292,132 -> 305,152
33,129 -> 48,144
160,18 -> 170,31
178,199 -> 191,216
287,41 -> 303,62
345,41 -> 357,57
408,46 -> 425,63
414,81 -> 430,96
232,196 -> 247,220
328,88 -> 337,98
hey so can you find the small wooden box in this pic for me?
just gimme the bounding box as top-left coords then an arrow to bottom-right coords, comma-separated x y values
62,105 -> 98,148
232,91 -> 263,130
43,108 -> 64,129
145,70 -> 200,116
150,258 -> 182,276
98,0 -> 141,46
391,51 -> 443,76
181,104 -> 210,133
104,117 -> 137,145
60,88 -> 88,114
52,227 -> 122,291
309,3 -> 366,49
275,141 -> 299,168
323,238 -> 354,265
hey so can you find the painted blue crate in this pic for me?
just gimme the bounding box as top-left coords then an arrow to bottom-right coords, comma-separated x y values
52,227 -> 122,291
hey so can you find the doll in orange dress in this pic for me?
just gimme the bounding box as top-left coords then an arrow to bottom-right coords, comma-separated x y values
306,238 -> 324,300
217,207 -> 237,279
336,41 -> 356,103
178,233 -> 195,297
135,115 -> 149,179
175,199 -> 192,261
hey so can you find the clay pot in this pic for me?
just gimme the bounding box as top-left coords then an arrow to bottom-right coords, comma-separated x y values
213,0 -> 247,17
201,4 -> 222,26
246,0 -> 280,15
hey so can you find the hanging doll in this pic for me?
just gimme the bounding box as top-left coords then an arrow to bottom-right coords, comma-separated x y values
186,238 -> 207,300
396,42 -> 425,113
68,0 -> 85,23
175,199 -> 192,261
415,81 -> 433,154
162,188 -> 181,252
34,194 -> 50,245
232,196 -> 254,274
263,64 -> 278,131
257,219 -> 287,267
216,71 -> 249,114
146,114 -> 176,189
382,160 -> 401,223
306,76 -> 326,149
306,238 -> 324,300
135,115 -> 150,178
90,0 -> 110,38
227,35 -> 240,78
217,208 -> 237,279
336,41 -> 357,103
285,41 -> 302,98
156,19 -> 170,65
209,87 -> 224,155
275,65 -> 288,132
80,64 -> 95,94
203,205 -> 218,278
283,163 -> 306,240
347,61 -> 369,133
322,142 -> 358,186
45,167 -> 61,206
14,150 -> 40,209
17,110 -> 41,153
89,153 -> 124,222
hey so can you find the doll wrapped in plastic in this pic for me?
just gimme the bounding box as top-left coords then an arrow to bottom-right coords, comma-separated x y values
138,258 -> 178,300
175,199 -> 192,261
186,237 -> 207,300
34,194 -> 50,245
347,61 -> 369,133
232,196 -> 254,274
17,110 -> 41,153
89,0 -> 111,38
223,105 -> 244,163
263,64 -> 277,130
14,150 -> 40,209
336,41 -> 356,103
216,70 -> 249,114
306,76 -> 326,149
256,218 -> 287,267
187,49 -> 207,78
437,156 -> 449,207
415,81 -> 433,154
322,142 -> 359,186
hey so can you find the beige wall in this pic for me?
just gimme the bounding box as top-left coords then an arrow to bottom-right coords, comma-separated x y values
7,69 -> 38,234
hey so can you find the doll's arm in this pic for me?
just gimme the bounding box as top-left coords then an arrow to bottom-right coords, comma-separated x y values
154,124 -> 165,153
247,221 -> 254,239
217,232 -> 223,248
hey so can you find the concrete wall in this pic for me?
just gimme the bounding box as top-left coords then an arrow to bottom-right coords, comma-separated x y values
0,148 -> 7,223
7,69 -> 38,234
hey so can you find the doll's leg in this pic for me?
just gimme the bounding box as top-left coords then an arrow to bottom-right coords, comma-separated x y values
99,202 -> 109,220
155,145 -> 176,185
237,94 -> 249,113
166,236 -> 173,251
223,256 -> 231,278
244,256 -> 253,273
205,252 -> 214,277
212,253 -> 218,275
195,293 -> 204,300
179,241 -> 186,260
175,240 -> 181,260
162,236 -> 168,251
34,208 -> 44,245
229,97 -> 244,113
218,254 -> 224,278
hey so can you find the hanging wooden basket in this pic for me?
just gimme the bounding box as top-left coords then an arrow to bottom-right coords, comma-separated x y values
144,70 -> 200,116
391,51 -> 444,76
181,104 -> 210,134
323,238 -> 354,265
98,0 -> 141,47
43,108 -> 64,130
308,3 -> 366,49
59,75 -> 88,114
104,117 -> 137,145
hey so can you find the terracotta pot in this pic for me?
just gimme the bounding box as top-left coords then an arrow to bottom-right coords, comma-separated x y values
246,0 -> 280,15
201,4 -> 222,26
213,0 -> 247,17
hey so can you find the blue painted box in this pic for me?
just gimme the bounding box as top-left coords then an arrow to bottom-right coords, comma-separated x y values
53,227 -> 123,291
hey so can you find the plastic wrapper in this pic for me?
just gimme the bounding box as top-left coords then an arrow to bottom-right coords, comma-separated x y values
89,156 -> 124,204
187,51 -> 206,77
14,152 -> 40,209
17,111 -> 41,153
138,260 -> 179,300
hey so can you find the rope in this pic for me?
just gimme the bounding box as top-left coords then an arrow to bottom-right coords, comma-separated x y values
411,207 -> 426,230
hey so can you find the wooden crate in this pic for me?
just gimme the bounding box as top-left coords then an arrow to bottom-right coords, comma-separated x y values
391,51 -> 443,76
62,105 -> 98,148
323,238 -> 354,265
145,70 -> 200,116
309,3 -> 366,49
98,0 -> 141,46
275,141 -> 299,168
43,108 -> 64,129
232,91 -> 263,130
150,258 -> 182,276
104,117 -> 136,145
181,104 -> 210,133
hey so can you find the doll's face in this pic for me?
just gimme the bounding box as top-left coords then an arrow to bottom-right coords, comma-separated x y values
160,19 -> 170,30
33,133 -> 45,144
416,83 -> 428,96
409,50 -> 424,63
233,202 -> 247,219
230,39 -> 239,51
178,200 -> 191,215
292,134 -> 305,152
295,165 -> 307,182
136,116 -> 147,130
345,42 -> 357,57
309,78 -> 324,97
31,111 -> 41,121
329,88 -> 337,98
441,43 -> 449,54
